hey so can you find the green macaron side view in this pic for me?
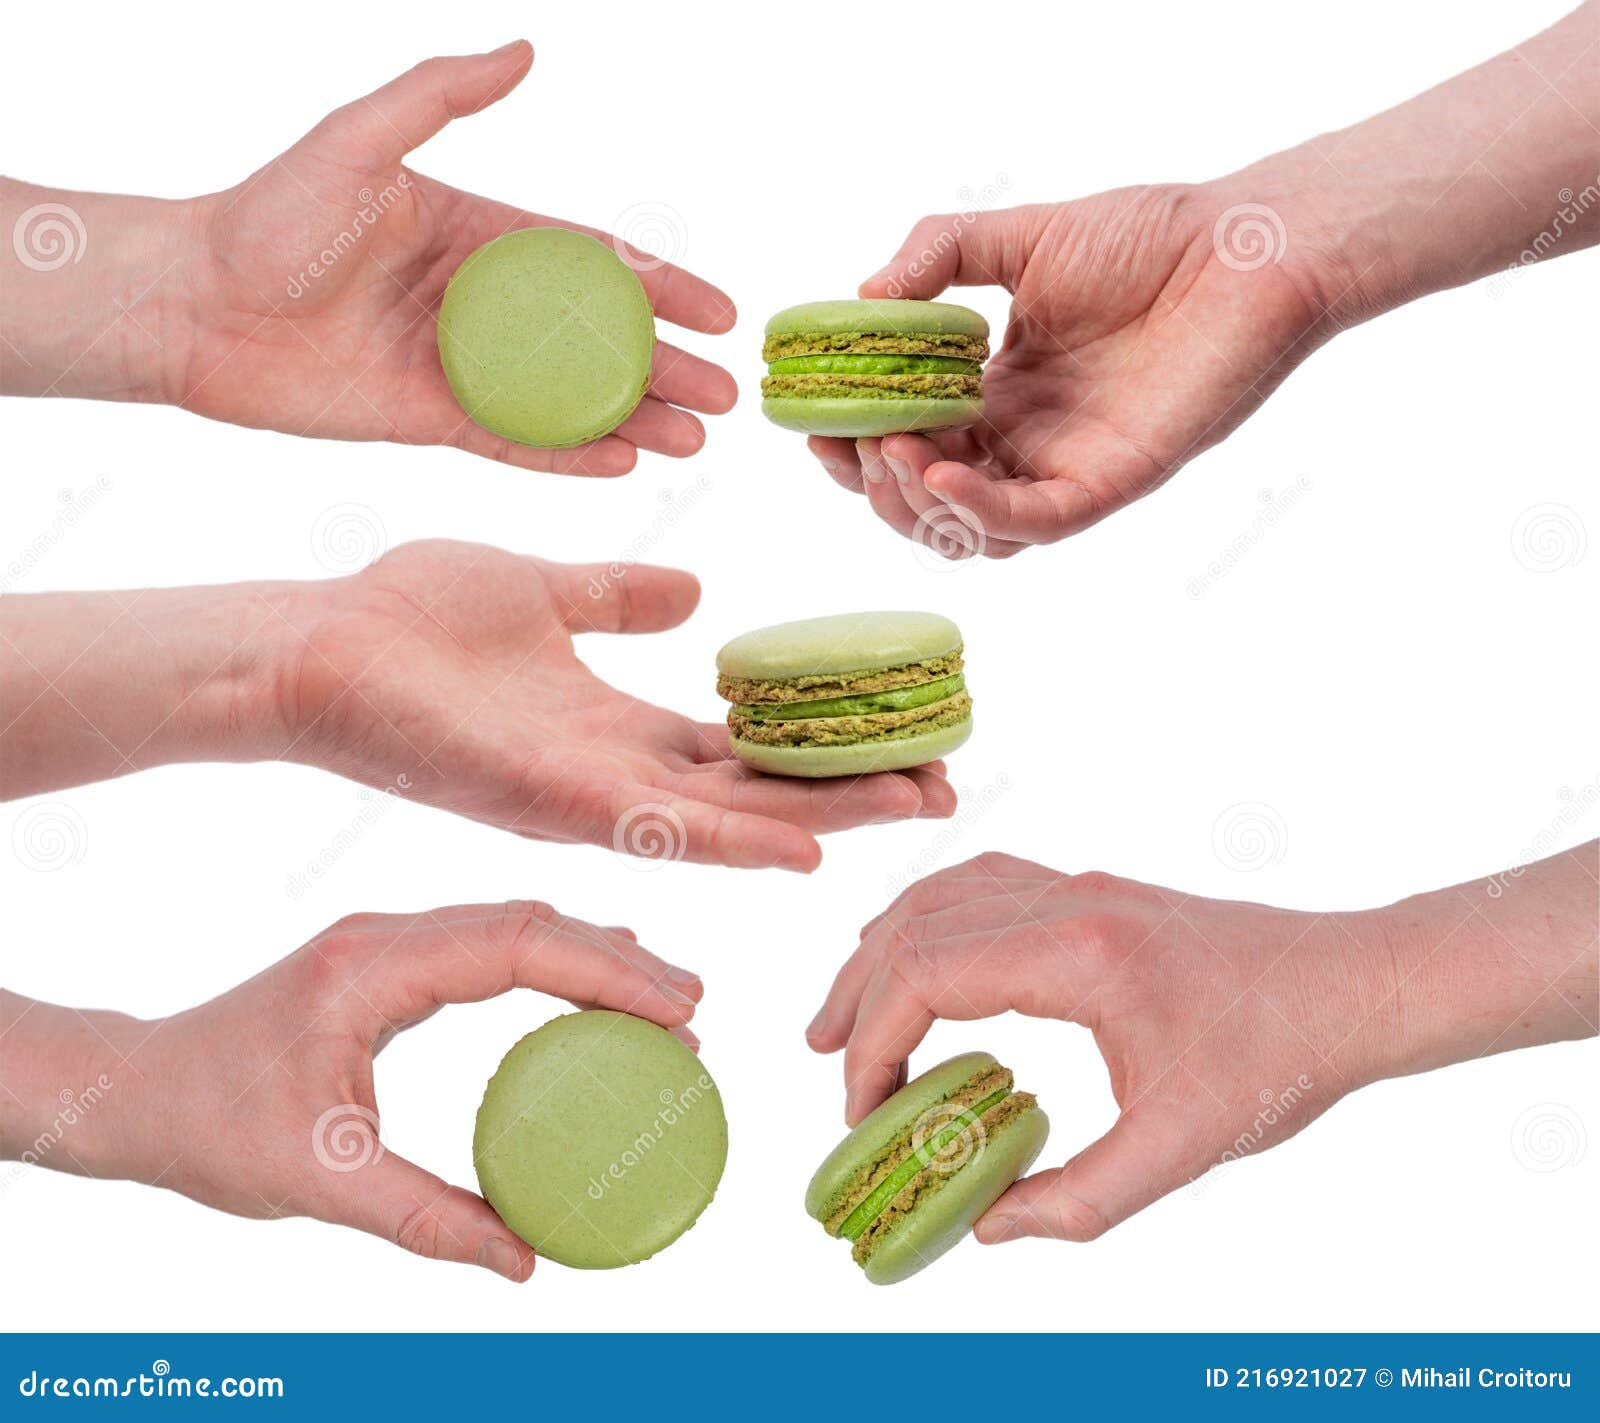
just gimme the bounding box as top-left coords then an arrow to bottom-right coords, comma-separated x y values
716,611 -> 973,778
807,1052 -> 1049,1285
438,227 -> 655,448
474,1011 -> 727,1269
761,299 -> 989,437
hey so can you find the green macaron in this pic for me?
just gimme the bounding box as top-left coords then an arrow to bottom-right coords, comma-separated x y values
438,227 -> 655,448
715,611 -> 973,777
806,1052 -> 1048,1285
761,299 -> 988,437
473,1011 -> 726,1269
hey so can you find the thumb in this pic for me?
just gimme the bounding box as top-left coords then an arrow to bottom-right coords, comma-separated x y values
860,205 -> 1050,300
975,1100 -> 1192,1245
302,41 -> 534,171
326,1149 -> 536,1282
540,559 -> 702,635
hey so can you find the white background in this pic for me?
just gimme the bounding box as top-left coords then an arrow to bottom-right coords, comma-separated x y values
2,0 -> 1595,1333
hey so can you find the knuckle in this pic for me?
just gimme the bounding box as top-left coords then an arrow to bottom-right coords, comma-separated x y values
393,1203 -> 445,1259
1068,869 -> 1120,898
1046,1189 -> 1111,1243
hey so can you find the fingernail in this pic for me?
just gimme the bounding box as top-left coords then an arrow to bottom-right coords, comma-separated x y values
861,451 -> 887,484
660,982 -> 695,1006
974,1213 -> 1018,1245
805,1007 -> 829,1042
820,458 -> 842,478
476,1237 -> 524,1279
885,456 -> 910,485
491,40 -> 525,55
665,966 -> 701,990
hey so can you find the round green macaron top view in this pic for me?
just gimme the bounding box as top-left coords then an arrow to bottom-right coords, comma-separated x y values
438,227 -> 655,448
715,610 -> 973,778
806,1052 -> 1048,1286
473,1010 -> 727,1269
761,299 -> 989,437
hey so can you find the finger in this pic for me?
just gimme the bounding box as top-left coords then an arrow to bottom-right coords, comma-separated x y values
446,418 -> 638,478
900,764 -> 958,818
921,462 -> 1102,547
880,436 -> 1030,560
843,927 -> 1104,1123
536,559 -> 701,635
808,436 -> 865,493
358,902 -> 698,1033
570,998 -> 700,1051
609,785 -> 822,873
859,440 -> 926,543
325,1149 -> 536,1281
806,940 -> 879,1053
860,206 -> 1049,300
615,394 -> 706,458
650,343 -> 738,415
976,1099 -> 1195,1245
306,41 -> 535,172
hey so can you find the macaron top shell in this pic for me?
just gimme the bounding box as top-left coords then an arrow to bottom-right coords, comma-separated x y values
438,227 -> 654,449
765,299 -> 989,341
716,611 -> 962,682
473,1010 -> 726,1269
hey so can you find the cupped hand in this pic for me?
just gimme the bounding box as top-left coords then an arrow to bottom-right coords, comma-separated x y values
272,540 -> 956,871
806,853 -> 1406,1242
176,41 -> 736,476
809,185 -> 1342,554
89,902 -> 702,1280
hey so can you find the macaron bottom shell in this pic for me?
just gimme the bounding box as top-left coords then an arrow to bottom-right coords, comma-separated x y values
729,715 -> 971,778
761,395 -> 984,438
861,1104 -> 1049,1287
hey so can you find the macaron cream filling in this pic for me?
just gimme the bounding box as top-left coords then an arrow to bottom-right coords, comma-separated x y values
732,673 -> 965,722
837,1085 -> 1013,1242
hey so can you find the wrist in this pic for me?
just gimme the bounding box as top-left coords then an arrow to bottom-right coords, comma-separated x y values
0,993 -> 144,1181
0,179 -> 204,404
1357,849 -> 1598,1084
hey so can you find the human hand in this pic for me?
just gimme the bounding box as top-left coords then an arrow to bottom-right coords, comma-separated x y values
1,42 -> 736,476
274,540 -> 956,870
0,902 -> 703,1280
0,540 -> 955,865
810,4 -> 1600,555
807,847 -> 1597,1243
808,186 -> 1339,555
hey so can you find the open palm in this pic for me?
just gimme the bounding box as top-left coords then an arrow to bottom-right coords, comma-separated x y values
177,42 -> 735,477
812,188 -> 1338,554
275,540 -> 954,871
